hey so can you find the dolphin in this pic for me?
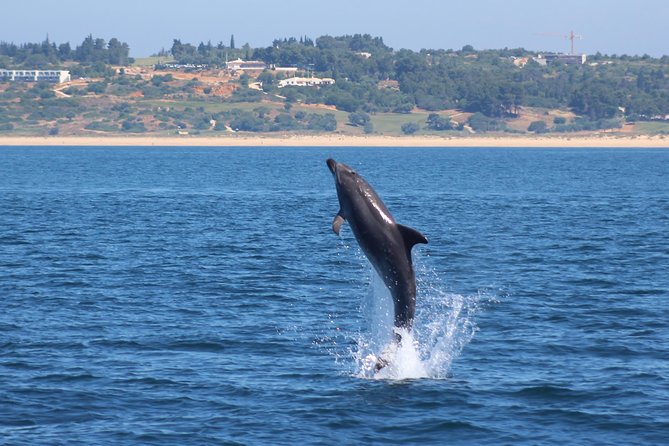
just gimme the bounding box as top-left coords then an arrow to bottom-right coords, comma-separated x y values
326,158 -> 428,336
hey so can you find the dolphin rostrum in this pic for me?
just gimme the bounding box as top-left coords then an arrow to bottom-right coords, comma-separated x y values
327,158 -> 428,335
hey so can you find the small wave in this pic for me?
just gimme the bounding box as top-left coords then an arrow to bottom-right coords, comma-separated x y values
563,277 -> 619,288
0,235 -> 31,245
168,340 -> 227,352
1,418 -> 37,428
32,372 -> 99,383
512,385 -> 581,399
118,376 -> 182,386
90,338 -> 227,353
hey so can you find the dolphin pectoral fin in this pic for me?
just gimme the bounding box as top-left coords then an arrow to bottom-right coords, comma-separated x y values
332,211 -> 346,235
397,224 -> 428,248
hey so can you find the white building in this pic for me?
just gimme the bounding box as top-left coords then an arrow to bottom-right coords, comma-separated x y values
278,76 -> 335,88
270,65 -> 299,75
537,53 -> 587,65
0,69 -> 71,83
225,58 -> 267,71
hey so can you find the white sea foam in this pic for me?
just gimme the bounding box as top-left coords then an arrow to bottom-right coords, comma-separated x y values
353,260 -> 482,380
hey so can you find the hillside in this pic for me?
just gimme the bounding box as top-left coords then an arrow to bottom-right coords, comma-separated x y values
1,34 -> 669,138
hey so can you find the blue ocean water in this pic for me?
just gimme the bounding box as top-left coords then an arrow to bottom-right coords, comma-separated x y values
1,146 -> 668,445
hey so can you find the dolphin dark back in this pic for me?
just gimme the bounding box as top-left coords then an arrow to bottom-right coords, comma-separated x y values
327,158 -> 427,331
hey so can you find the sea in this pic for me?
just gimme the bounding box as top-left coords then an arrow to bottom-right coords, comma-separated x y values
1,146 -> 668,445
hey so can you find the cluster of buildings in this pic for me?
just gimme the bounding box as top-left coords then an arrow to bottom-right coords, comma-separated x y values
222,59 -> 335,88
0,69 -> 71,83
1,52 -> 588,89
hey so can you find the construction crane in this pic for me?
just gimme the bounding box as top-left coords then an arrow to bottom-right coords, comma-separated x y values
566,30 -> 583,55
535,30 -> 583,55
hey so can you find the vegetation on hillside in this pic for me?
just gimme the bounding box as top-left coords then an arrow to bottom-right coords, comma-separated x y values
1,34 -> 668,136
1,35 -> 132,77
254,36 -> 668,124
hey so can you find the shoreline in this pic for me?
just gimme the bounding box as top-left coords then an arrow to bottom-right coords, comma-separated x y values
1,134 -> 668,148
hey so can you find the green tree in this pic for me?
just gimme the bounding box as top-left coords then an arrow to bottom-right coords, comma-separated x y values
230,111 -> 266,131
401,122 -> 420,134
307,113 -> 337,131
107,38 -> 131,65
58,42 -> 72,59
426,113 -> 454,131
257,71 -> 275,91
272,113 -> 298,130
348,111 -> 371,127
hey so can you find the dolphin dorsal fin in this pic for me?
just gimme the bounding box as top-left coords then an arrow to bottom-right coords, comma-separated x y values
397,224 -> 428,249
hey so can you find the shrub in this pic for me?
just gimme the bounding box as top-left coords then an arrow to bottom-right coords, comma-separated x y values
325,92 -> 361,112
229,111 -> 267,132
348,111 -> 371,127
85,121 -> 119,132
401,122 -> 420,134
121,119 -> 147,133
426,113 -> 455,131
272,113 -> 299,131
528,120 -> 549,133
87,82 -> 107,94
228,88 -> 263,103
307,113 -> 337,132
467,112 -> 506,132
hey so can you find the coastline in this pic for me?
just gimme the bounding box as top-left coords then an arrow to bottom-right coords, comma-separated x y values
1,134 -> 668,148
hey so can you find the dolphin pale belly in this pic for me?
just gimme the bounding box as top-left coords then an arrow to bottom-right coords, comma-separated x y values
326,158 -> 428,332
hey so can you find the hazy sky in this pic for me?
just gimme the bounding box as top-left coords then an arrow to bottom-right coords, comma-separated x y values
2,0 -> 668,57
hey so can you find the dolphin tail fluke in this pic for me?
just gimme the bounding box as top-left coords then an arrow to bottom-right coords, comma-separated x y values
397,224 -> 428,249
332,211 -> 345,235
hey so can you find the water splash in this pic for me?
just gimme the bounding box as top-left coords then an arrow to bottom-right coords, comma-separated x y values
358,328 -> 429,380
351,260 -> 484,380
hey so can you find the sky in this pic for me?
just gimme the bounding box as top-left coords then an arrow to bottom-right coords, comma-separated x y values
2,0 -> 668,57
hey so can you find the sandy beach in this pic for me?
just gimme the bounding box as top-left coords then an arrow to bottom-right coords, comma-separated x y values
1,134 -> 668,148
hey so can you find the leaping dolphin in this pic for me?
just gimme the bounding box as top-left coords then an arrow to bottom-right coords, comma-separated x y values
327,158 -> 428,337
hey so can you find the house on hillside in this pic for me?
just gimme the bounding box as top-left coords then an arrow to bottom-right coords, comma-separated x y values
225,58 -> 267,71
538,53 -> 587,65
511,57 -> 530,67
269,65 -> 299,75
278,76 -> 335,88
0,69 -> 71,83
158,63 -> 209,71
511,53 -> 586,68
